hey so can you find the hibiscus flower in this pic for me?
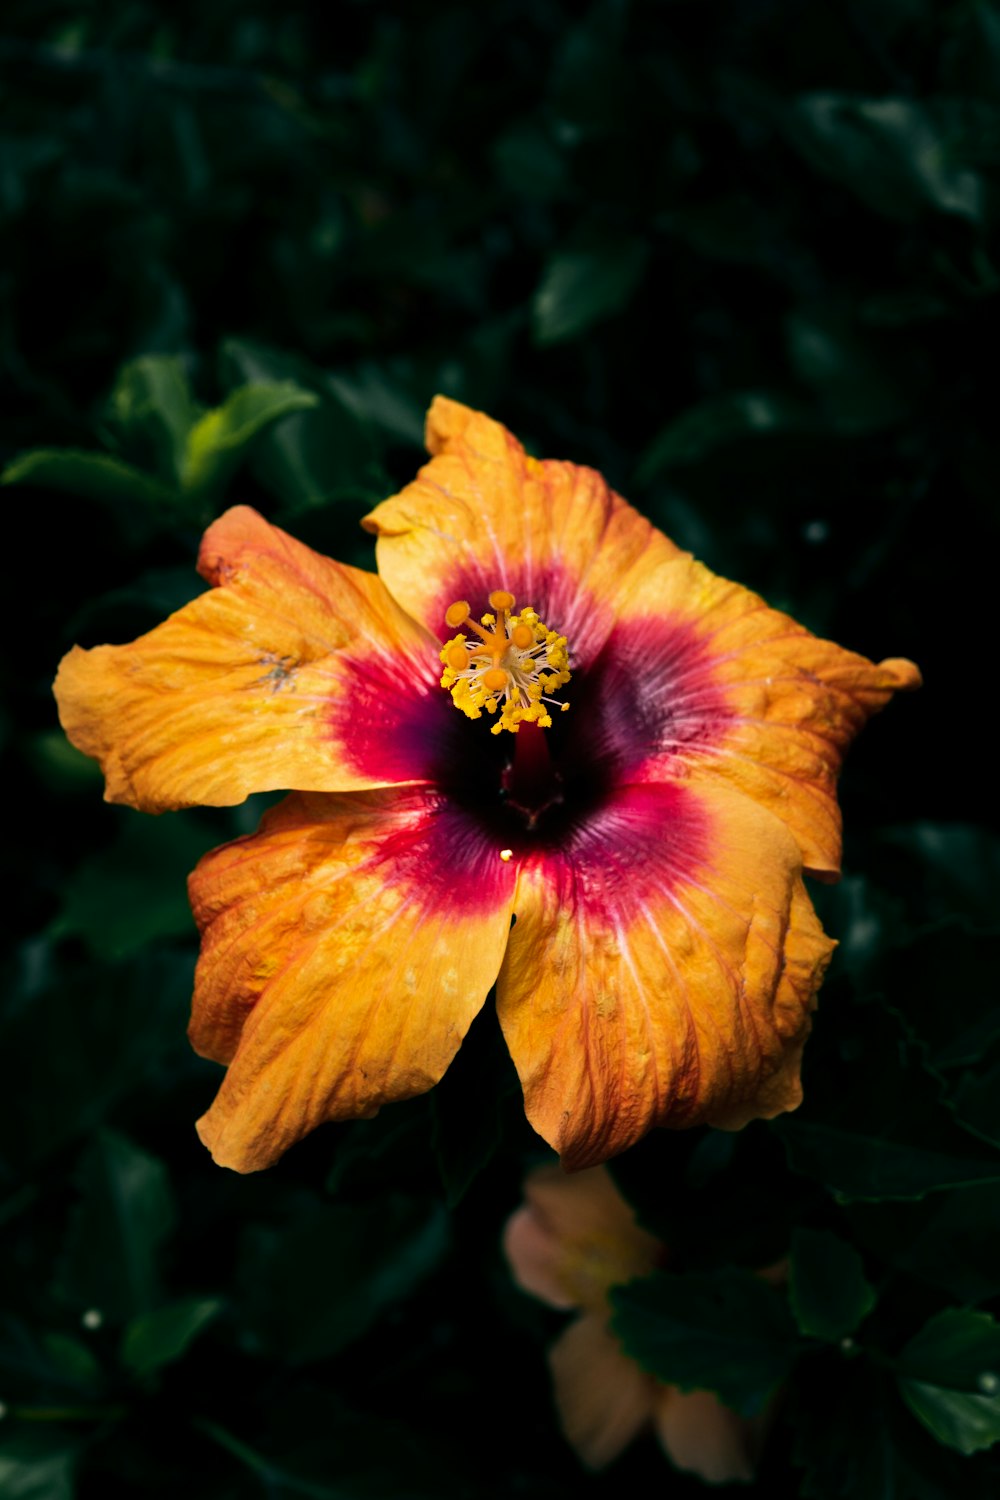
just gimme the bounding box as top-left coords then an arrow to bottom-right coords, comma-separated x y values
503,1162 -> 772,1478
53,397 -> 919,1173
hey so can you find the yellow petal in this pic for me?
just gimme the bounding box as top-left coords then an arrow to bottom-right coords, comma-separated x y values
496,780 -> 834,1169
503,1164 -> 661,1315
363,396 -> 684,663
652,1386 -> 755,1484
548,1314 -> 656,1470
54,506 -> 441,812
605,553 -> 920,876
189,788 -> 515,1171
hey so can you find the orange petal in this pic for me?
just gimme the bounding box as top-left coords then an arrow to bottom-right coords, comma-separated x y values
503,1165 -> 661,1314
54,506 -> 443,812
602,554 -> 920,876
549,1314 -> 656,1469
652,1386 -> 754,1484
363,397 -> 684,664
189,788 -> 515,1171
496,780 -> 834,1170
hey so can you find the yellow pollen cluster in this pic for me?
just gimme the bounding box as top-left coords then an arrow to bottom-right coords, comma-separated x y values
439,590 -> 571,734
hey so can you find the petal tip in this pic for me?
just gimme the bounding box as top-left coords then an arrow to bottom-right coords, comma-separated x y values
424,394 -> 477,455
879,655 -> 922,691
195,1108 -> 269,1175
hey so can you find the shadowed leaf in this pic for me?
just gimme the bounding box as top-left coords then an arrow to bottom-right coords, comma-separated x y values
611,1267 -> 799,1416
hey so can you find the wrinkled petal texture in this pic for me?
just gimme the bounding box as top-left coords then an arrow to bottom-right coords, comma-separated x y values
591,556 -> 920,876
54,506 -> 447,811
503,1164 -> 661,1315
189,789 -> 515,1171
363,395 -> 685,665
497,779 -> 834,1170
548,1314 -> 656,1470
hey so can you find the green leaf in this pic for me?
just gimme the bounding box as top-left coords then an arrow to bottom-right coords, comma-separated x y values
325,1100 -> 433,1196
27,731 -> 104,793
810,873 -> 902,984
492,123 -> 569,200
875,823 -> 1000,933
1,449 -> 175,514
105,355 -> 199,483
219,340 -> 380,512
637,390 -> 815,481
325,364 -> 425,448
896,1309 -> 1000,1453
180,381 -> 319,495
39,1333 -> 102,1394
610,1267 -> 799,1416
66,565 -> 205,639
0,950 -> 195,1172
665,194 -> 776,265
789,1228 -> 877,1341
548,1 -> 629,137
773,1006 -> 1000,1201
533,234 -> 648,345
950,1058 -> 1000,1149
242,1196 -> 448,1364
52,810 -> 215,959
881,925 -> 1000,1073
896,1308 -> 1000,1389
195,1420 -> 348,1500
849,1184 -> 1000,1304
0,1434 -> 76,1500
790,1361 -> 977,1500
899,1381 -> 1000,1458
57,1130 -> 175,1324
785,308 -> 909,431
775,1118 -> 1000,1203
787,94 -> 985,224
120,1296 -> 222,1377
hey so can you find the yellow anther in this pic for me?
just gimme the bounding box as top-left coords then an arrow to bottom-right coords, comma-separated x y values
499,849 -> 513,862
438,590 -> 571,733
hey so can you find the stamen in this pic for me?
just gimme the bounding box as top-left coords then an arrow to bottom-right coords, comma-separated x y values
439,591 -> 571,734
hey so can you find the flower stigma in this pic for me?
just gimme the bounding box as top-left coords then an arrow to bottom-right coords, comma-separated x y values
439,590 -> 571,734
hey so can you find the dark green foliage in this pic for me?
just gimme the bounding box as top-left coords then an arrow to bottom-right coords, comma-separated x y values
789,1229 -> 877,1342
0,0 -> 993,1495
895,1310 -> 1000,1454
610,1268 -> 800,1415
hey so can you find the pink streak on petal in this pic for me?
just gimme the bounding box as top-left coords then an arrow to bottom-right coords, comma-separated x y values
533,781 -> 713,919
354,789 -> 515,919
326,650 -> 458,785
579,612 -> 729,781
